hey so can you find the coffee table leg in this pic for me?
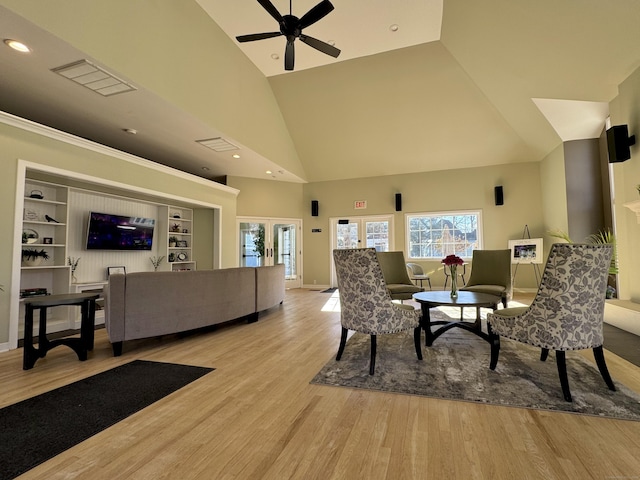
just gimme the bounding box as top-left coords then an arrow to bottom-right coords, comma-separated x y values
23,305 -> 36,370
421,304 -> 435,346
81,299 -> 96,351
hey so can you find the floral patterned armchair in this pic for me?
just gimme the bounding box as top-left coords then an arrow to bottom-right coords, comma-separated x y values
333,248 -> 423,375
487,243 -> 616,402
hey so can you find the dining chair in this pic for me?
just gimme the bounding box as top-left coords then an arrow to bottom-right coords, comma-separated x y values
333,248 -> 423,375
486,243 -> 615,402
406,263 -> 432,290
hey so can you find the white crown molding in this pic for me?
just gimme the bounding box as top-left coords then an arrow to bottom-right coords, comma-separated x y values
0,110 -> 239,197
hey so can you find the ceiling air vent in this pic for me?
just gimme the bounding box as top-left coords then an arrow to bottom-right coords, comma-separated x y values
196,137 -> 239,152
51,59 -> 137,96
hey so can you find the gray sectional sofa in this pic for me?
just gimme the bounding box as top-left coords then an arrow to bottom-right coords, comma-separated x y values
104,264 -> 285,356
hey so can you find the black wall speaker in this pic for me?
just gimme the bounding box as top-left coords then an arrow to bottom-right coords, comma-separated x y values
494,186 -> 504,206
607,125 -> 636,163
311,200 -> 319,217
395,193 -> 402,212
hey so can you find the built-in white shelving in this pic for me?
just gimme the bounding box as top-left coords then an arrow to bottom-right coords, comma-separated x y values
163,206 -> 196,271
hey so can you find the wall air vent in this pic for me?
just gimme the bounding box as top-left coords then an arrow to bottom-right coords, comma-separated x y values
196,137 -> 239,152
51,59 -> 137,96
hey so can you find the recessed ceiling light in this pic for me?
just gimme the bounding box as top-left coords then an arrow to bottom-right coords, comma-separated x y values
4,39 -> 31,53
271,53 -> 280,60
232,154 -> 240,159
389,24 -> 399,32
327,40 -> 336,46
122,128 -> 137,135
266,170 -> 272,175
202,166 -> 210,171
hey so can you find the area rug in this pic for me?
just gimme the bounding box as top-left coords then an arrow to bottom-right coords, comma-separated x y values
311,310 -> 640,421
0,360 -> 214,480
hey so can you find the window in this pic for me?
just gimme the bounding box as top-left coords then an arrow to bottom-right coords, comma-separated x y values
406,211 -> 482,259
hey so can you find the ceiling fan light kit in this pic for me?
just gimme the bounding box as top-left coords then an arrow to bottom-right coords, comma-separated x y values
236,0 -> 341,71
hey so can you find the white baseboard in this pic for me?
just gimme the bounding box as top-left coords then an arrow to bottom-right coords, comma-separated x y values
304,284 -> 331,291
0,341 -> 10,352
604,301 -> 640,336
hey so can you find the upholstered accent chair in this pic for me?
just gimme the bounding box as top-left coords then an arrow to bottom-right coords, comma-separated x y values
376,251 -> 424,301
487,243 -> 616,402
406,263 -> 432,290
460,249 -> 512,308
333,248 -> 423,375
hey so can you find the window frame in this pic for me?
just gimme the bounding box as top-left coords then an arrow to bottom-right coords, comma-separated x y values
405,210 -> 483,260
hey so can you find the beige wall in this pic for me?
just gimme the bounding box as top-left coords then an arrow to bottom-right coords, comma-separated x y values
610,64 -> 640,302
227,177 -> 304,219
301,163 -> 544,289
540,143 -> 569,249
0,121 -> 239,344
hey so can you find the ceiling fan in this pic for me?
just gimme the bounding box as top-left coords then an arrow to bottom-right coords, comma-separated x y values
236,0 -> 341,71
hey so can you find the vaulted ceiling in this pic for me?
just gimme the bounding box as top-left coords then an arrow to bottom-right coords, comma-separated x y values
1,0 -> 640,184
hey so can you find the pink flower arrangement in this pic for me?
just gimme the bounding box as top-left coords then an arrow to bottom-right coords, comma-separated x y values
442,254 -> 464,267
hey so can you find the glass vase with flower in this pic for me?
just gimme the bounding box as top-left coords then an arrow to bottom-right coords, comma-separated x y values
442,254 -> 464,298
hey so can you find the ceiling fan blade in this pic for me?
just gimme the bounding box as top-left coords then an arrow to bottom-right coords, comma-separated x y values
236,32 -> 282,43
285,39 -> 295,71
298,0 -> 334,30
299,34 -> 340,58
257,0 -> 283,23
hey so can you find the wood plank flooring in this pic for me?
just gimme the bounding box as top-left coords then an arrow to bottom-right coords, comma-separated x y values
1,289 -> 640,479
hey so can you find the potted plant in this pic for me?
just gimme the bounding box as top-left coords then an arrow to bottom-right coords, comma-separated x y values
168,236 -> 178,247
22,248 -> 49,267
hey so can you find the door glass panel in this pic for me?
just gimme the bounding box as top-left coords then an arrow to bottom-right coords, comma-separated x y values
274,223 -> 297,280
331,216 -> 393,287
336,222 -> 359,249
365,221 -> 389,251
239,218 -> 301,289
239,222 -> 265,267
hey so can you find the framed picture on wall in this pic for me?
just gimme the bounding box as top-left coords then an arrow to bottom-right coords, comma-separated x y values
508,238 -> 543,264
107,266 -> 127,277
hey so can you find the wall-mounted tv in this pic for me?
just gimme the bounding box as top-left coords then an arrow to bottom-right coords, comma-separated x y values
86,212 -> 155,250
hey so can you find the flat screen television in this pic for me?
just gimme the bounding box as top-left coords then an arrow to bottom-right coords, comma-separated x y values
86,212 -> 155,250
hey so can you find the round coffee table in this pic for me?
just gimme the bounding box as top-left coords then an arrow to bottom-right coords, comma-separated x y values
413,290 -> 500,346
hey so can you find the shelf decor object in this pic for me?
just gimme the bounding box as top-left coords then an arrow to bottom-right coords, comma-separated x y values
22,248 -> 49,267
68,257 -> 80,283
23,208 -> 39,221
22,229 -> 39,244
150,256 -> 165,271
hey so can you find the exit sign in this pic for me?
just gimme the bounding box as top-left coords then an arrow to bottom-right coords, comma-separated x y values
354,200 -> 367,209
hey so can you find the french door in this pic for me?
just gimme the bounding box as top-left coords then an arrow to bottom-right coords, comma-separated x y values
330,215 -> 394,287
238,217 -> 301,289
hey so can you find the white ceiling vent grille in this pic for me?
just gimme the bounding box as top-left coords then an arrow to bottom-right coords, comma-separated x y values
196,137 -> 239,152
51,59 -> 137,96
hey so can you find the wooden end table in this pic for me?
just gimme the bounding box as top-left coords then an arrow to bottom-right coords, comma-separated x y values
23,292 -> 99,370
412,291 -> 500,346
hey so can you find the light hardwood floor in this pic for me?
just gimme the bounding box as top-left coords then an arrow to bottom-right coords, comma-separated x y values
2,289 -> 640,480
